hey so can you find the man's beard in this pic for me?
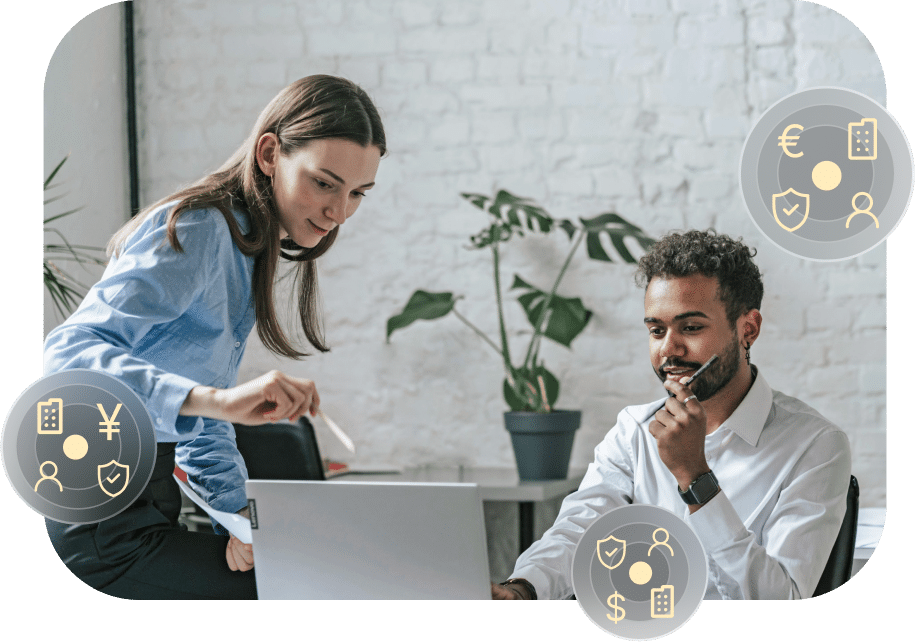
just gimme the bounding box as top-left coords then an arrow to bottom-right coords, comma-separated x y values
654,333 -> 741,402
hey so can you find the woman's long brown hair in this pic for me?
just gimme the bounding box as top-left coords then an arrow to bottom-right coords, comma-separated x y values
108,75 -> 386,358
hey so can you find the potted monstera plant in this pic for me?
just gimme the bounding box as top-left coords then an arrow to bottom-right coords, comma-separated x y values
386,190 -> 655,479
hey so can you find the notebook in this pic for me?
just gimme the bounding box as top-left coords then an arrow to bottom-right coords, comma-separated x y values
245,479 -> 492,599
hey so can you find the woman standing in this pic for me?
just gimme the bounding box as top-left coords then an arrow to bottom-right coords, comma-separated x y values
43,75 -> 385,599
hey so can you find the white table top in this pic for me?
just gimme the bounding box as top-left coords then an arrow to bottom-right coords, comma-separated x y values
338,467 -> 885,558
854,506 -> 885,560
335,465 -> 587,502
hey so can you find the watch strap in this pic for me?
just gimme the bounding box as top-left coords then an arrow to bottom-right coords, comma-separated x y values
499,578 -> 537,600
678,470 -> 719,505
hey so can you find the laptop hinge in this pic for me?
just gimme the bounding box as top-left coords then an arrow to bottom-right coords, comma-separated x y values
247,499 -> 258,529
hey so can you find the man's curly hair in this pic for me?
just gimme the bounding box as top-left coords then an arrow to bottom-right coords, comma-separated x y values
635,230 -> 763,326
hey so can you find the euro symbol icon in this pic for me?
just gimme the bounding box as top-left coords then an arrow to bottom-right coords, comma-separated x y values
777,124 -> 804,158
597,534 -> 626,570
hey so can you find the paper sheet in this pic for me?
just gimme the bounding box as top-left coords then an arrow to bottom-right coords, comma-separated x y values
174,475 -> 252,544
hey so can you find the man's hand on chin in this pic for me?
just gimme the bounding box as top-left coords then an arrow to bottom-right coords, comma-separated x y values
650,378 -> 715,512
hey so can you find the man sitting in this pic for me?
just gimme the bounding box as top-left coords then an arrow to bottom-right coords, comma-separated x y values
492,230 -> 851,600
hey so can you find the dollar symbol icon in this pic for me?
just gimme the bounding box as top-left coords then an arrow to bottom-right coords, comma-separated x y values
606,591 -> 626,623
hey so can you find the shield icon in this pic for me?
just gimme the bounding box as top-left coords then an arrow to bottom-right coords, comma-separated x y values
98,460 -> 130,498
597,534 -> 627,570
772,188 -> 810,232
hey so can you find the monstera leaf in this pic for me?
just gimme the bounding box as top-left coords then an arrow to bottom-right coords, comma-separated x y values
386,290 -> 458,341
510,275 -> 592,348
386,189 -> 657,413
503,363 -> 560,412
464,190 -> 555,248
578,212 -> 656,263
468,221 -> 512,250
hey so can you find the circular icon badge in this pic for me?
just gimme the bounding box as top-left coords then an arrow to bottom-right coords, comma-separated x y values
2,369 -> 156,524
572,504 -> 707,640
740,86 -> 913,261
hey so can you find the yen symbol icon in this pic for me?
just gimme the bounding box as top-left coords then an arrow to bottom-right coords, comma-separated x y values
97,403 -> 122,440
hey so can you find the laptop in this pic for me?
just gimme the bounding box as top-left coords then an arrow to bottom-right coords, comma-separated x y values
245,479 -> 492,599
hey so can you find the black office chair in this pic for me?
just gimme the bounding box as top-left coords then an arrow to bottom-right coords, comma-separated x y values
177,418 -> 326,532
234,417 -> 326,481
568,474 -> 860,601
812,474 -> 859,597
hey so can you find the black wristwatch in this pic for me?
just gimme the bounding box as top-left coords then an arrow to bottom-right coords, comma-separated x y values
678,470 -> 720,505
500,578 -> 537,600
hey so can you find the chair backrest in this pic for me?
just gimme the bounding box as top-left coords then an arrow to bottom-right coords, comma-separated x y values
812,475 -> 859,597
234,417 -> 326,481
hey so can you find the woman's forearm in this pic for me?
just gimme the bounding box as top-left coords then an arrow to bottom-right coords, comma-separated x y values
179,385 -> 227,421
177,372 -> 320,426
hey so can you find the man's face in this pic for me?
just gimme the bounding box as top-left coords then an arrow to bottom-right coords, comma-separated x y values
643,274 -> 741,402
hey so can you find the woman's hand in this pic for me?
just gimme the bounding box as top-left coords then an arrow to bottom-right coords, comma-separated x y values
180,370 -> 320,425
226,535 -> 254,572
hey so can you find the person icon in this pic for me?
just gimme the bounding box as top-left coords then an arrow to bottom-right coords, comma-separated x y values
846,192 -> 879,229
648,527 -> 675,557
34,461 -> 63,493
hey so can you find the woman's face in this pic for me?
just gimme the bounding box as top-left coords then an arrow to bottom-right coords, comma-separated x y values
257,136 -> 381,248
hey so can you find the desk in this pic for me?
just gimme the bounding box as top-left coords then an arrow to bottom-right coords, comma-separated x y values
338,466 -> 587,556
851,507 -> 884,576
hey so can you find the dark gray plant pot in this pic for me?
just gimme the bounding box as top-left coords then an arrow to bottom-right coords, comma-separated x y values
504,409 -> 581,480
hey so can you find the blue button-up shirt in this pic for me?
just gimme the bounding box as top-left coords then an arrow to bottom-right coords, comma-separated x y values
44,203 -> 257,515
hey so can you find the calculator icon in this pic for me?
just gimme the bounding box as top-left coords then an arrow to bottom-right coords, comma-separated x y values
651,584 -> 674,619
848,118 -> 877,160
37,398 -> 63,434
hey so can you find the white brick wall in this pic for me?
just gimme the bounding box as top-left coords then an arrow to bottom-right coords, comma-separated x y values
44,6 -> 130,336
130,0 -> 886,578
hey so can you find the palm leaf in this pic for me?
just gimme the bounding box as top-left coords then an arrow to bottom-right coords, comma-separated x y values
43,156 -> 106,319
43,208 -> 85,225
43,156 -> 68,190
44,263 -> 85,319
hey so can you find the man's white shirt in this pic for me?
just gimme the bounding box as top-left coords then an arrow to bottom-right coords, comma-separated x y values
511,369 -> 852,600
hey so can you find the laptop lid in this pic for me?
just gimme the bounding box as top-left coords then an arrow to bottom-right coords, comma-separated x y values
245,479 -> 492,600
